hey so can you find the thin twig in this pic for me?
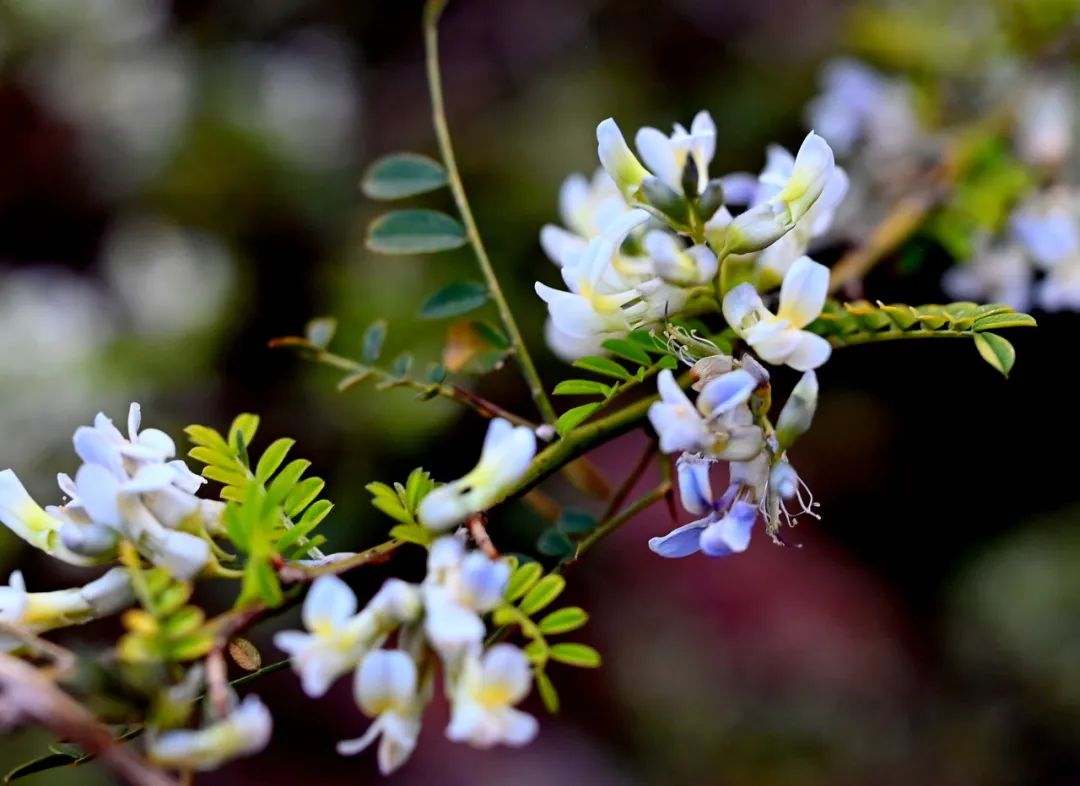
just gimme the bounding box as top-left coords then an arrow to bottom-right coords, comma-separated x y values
423,0 -> 557,425
600,439 -> 658,522
467,513 -> 499,558
0,654 -> 179,786
566,481 -> 672,566
313,349 -> 539,429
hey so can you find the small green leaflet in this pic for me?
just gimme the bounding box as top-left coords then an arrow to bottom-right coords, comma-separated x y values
555,402 -> 601,436
572,356 -> 630,380
362,320 -> 387,363
419,282 -> 489,319
361,153 -> 448,200
366,209 -> 467,254
973,332 -> 1015,377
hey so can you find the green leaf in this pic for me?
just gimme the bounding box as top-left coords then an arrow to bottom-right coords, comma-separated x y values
362,320 -> 387,364
388,523 -> 435,547
285,477 -> 325,517
538,606 -> 589,635
536,669 -> 560,713
255,438 -> 295,483
296,499 -> 333,530
536,528 -> 574,559
601,338 -> 652,366
229,414 -> 260,454
5,752 -> 79,782
549,642 -> 601,668
504,562 -> 543,602
391,352 -> 414,377
366,209 -> 467,254
519,574 -> 566,615
552,379 -> 612,397
305,317 -> 337,349
419,282 -> 489,319
972,312 -> 1037,331
973,332 -> 1015,377
185,425 -> 229,452
557,510 -> 597,535
572,356 -> 630,380
188,446 -> 236,469
202,465 -> 250,487
361,153 -> 448,200
266,459 -> 311,507
555,403 -> 601,436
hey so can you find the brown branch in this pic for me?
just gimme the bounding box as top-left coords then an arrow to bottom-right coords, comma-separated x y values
467,513 -> 499,558
0,654 -> 178,786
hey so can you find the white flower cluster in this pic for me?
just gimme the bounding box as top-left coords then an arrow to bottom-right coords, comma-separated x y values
945,188 -> 1080,312
275,536 -> 536,774
647,356 -> 819,558
807,57 -> 1080,316
536,111 -> 846,361
0,403 -> 223,579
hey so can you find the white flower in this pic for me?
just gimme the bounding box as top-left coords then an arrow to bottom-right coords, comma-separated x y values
421,537 -> 510,661
0,567 -> 134,651
0,469 -> 108,566
148,694 -> 272,771
648,370 -> 713,454
274,574 -> 381,697
417,419 -> 536,532
723,133 -> 838,255
633,110 -> 716,195
337,649 -> 423,774
535,210 -> 655,359
596,118 -> 651,198
647,369 -> 763,458
540,169 -> 630,268
446,644 -> 538,748
722,256 -> 832,370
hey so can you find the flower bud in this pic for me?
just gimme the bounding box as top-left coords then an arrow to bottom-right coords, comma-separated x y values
640,176 -> 690,226
696,178 -> 726,222
775,371 -> 819,449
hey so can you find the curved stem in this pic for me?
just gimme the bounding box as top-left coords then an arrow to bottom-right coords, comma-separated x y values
569,481 -> 672,565
313,349 -> 539,429
423,0 -> 557,424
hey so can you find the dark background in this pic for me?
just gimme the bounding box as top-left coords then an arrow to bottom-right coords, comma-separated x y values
0,0 -> 1076,783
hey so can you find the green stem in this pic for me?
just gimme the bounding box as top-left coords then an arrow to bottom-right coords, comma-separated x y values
569,481 -> 672,564
826,328 -> 974,347
314,349 -> 538,429
422,0 -> 557,425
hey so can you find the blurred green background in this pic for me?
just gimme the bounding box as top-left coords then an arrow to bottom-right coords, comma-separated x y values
0,0 -> 1077,783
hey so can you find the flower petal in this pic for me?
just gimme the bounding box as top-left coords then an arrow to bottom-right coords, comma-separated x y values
648,520 -> 707,558
785,331 -> 832,371
356,649 -> 417,717
777,256 -> 828,328
722,283 -> 768,334
303,574 -> 358,631
696,369 -> 757,416
481,644 -> 533,704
